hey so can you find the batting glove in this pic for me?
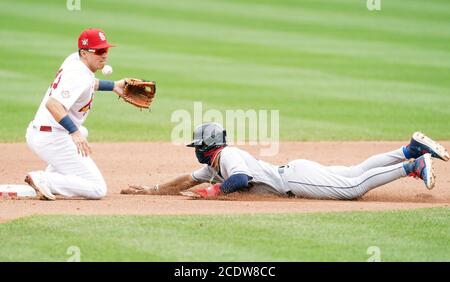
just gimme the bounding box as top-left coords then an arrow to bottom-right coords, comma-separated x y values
193,183 -> 222,198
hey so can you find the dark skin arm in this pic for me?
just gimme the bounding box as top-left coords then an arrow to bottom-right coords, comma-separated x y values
120,174 -> 201,195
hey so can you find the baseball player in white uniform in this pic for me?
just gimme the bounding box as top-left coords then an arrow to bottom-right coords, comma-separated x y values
122,123 -> 449,200
25,28 -> 128,200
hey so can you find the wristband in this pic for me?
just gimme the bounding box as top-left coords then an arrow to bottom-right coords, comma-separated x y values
59,115 -> 78,134
98,80 -> 115,91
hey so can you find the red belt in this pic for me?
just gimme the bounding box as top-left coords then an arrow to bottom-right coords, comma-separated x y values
39,126 -> 52,132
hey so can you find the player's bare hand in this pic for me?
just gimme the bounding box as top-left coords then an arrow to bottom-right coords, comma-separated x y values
71,130 -> 91,157
121,184 -> 159,195
113,79 -> 126,96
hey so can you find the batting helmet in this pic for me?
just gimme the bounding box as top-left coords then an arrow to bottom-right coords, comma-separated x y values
187,123 -> 227,165
186,122 -> 227,148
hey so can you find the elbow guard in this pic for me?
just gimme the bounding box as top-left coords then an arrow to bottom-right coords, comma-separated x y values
220,173 -> 251,194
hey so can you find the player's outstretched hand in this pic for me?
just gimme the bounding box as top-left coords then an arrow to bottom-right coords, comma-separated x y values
121,184 -> 159,195
112,79 -> 126,96
71,130 -> 91,157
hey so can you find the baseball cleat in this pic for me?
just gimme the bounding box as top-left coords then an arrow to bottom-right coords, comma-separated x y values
406,132 -> 449,161
24,171 -> 56,201
406,154 -> 435,190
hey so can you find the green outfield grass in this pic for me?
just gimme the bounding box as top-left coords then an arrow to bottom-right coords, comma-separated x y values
0,208 -> 449,261
0,0 -> 449,142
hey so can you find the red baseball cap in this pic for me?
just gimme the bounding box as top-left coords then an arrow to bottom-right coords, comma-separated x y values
78,28 -> 115,49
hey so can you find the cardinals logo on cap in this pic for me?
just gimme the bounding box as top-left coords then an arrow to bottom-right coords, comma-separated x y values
99,32 -> 106,41
78,28 -> 114,49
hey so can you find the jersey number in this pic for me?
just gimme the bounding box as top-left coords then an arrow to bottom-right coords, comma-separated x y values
49,68 -> 63,96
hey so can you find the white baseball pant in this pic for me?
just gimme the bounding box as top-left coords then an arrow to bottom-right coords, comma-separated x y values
25,123 -> 107,199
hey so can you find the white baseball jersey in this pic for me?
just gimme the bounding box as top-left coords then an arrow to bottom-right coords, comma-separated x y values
32,52 -> 95,129
25,52 -> 106,200
191,147 -> 288,195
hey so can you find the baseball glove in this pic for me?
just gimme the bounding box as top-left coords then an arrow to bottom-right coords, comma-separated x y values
119,78 -> 156,109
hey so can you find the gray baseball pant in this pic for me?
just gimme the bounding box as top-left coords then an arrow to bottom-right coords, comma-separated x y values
281,149 -> 407,200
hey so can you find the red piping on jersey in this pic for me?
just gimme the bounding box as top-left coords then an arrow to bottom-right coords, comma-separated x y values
78,97 -> 93,113
206,146 -> 226,166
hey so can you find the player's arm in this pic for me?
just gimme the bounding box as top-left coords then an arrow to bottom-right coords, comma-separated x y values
191,150 -> 253,198
191,173 -> 252,198
220,174 -> 252,193
121,174 -> 200,195
46,97 -> 91,157
94,79 -> 125,96
46,97 -> 69,121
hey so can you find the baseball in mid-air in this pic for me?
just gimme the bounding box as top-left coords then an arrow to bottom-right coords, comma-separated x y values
102,64 -> 113,76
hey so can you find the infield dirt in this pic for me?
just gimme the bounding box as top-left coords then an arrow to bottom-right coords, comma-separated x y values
1,142 -> 449,222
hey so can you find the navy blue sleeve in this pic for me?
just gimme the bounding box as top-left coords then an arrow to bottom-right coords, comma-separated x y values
220,173 -> 252,194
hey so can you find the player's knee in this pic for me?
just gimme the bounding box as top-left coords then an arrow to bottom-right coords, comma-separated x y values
90,186 -> 107,199
88,180 -> 107,200
346,189 -> 365,200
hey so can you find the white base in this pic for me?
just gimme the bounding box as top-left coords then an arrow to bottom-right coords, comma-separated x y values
0,184 -> 37,198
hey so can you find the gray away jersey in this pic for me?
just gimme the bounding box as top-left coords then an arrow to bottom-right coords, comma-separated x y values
191,147 -> 287,195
